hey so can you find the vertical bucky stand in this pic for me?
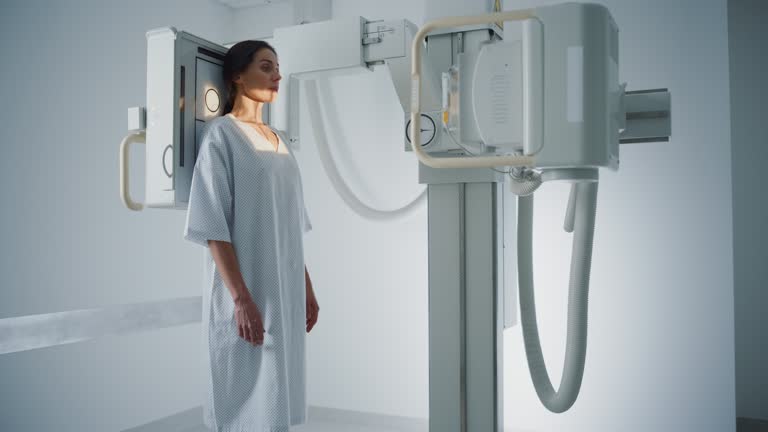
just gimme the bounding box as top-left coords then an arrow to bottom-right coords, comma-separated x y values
406,10 -> 536,432
425,169 -> 506,432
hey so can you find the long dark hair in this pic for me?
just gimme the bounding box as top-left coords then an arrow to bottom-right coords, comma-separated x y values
222,40 -> 277,115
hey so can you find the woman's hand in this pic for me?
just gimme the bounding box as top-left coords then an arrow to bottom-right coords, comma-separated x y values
234,297 -> 264,346
306,287 -> 319,333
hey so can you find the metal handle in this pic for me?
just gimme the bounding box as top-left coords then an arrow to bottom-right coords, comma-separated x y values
119,132 -> 146,211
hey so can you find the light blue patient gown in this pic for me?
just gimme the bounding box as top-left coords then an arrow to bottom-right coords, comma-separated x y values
184,113 -> 312,432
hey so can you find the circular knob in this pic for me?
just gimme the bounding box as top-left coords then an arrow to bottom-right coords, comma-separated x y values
205,88 -> 220,113
405,114 -> 436,147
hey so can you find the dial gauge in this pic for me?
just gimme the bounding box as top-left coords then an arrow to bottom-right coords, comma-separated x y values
406,114 -> 436,147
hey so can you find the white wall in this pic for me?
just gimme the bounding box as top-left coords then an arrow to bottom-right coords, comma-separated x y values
224,0 -> 332,43
0,1 -> 232,430
728,0 -> 768,422
228,2 -> 295,41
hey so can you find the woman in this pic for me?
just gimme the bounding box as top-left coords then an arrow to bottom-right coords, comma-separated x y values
183,40 -> 320,432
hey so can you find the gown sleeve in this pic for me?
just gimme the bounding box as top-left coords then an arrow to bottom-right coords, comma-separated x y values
184,125 -> 234,247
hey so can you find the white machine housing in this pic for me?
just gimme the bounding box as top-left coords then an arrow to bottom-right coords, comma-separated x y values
532,3 -> 620,170
145,28 -> 228,209
426,3 -> 620,170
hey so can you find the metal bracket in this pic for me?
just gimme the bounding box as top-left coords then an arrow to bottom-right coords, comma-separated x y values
620,88 -> 672,144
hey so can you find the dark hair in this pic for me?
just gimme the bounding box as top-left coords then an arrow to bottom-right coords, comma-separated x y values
222,40 -> 277,115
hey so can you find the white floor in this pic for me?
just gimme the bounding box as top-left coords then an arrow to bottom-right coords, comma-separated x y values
179,421 -> 420,432
122,406 -> 536,432
122,406 -> 429,432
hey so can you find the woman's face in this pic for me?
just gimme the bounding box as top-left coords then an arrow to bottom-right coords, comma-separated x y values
235,48 -> 282,104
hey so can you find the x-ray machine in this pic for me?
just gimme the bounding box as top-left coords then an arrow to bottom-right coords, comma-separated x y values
119,3 -> 672,431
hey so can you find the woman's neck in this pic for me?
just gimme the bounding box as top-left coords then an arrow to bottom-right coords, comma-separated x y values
230,95 -> 265,124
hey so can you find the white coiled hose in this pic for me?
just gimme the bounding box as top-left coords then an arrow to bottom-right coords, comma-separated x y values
517,176 -> 598,413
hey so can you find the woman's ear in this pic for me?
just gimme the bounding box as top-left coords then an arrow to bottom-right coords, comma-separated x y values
233,74 -> 243,85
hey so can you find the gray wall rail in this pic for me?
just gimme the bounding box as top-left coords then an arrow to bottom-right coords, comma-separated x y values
0,296 -> 202,355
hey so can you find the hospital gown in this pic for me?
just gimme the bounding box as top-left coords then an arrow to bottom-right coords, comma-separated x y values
184,113 -> 312,432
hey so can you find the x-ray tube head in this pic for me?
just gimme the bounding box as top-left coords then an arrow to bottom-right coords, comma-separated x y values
417,3 -> 620,170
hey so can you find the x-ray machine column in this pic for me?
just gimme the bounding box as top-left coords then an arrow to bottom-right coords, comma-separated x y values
425,173 -> 506,432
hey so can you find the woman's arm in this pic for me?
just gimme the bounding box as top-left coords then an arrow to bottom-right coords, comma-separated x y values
208,240 -> 252,304
305,266 -> 319,333
209,240 -> 264,346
